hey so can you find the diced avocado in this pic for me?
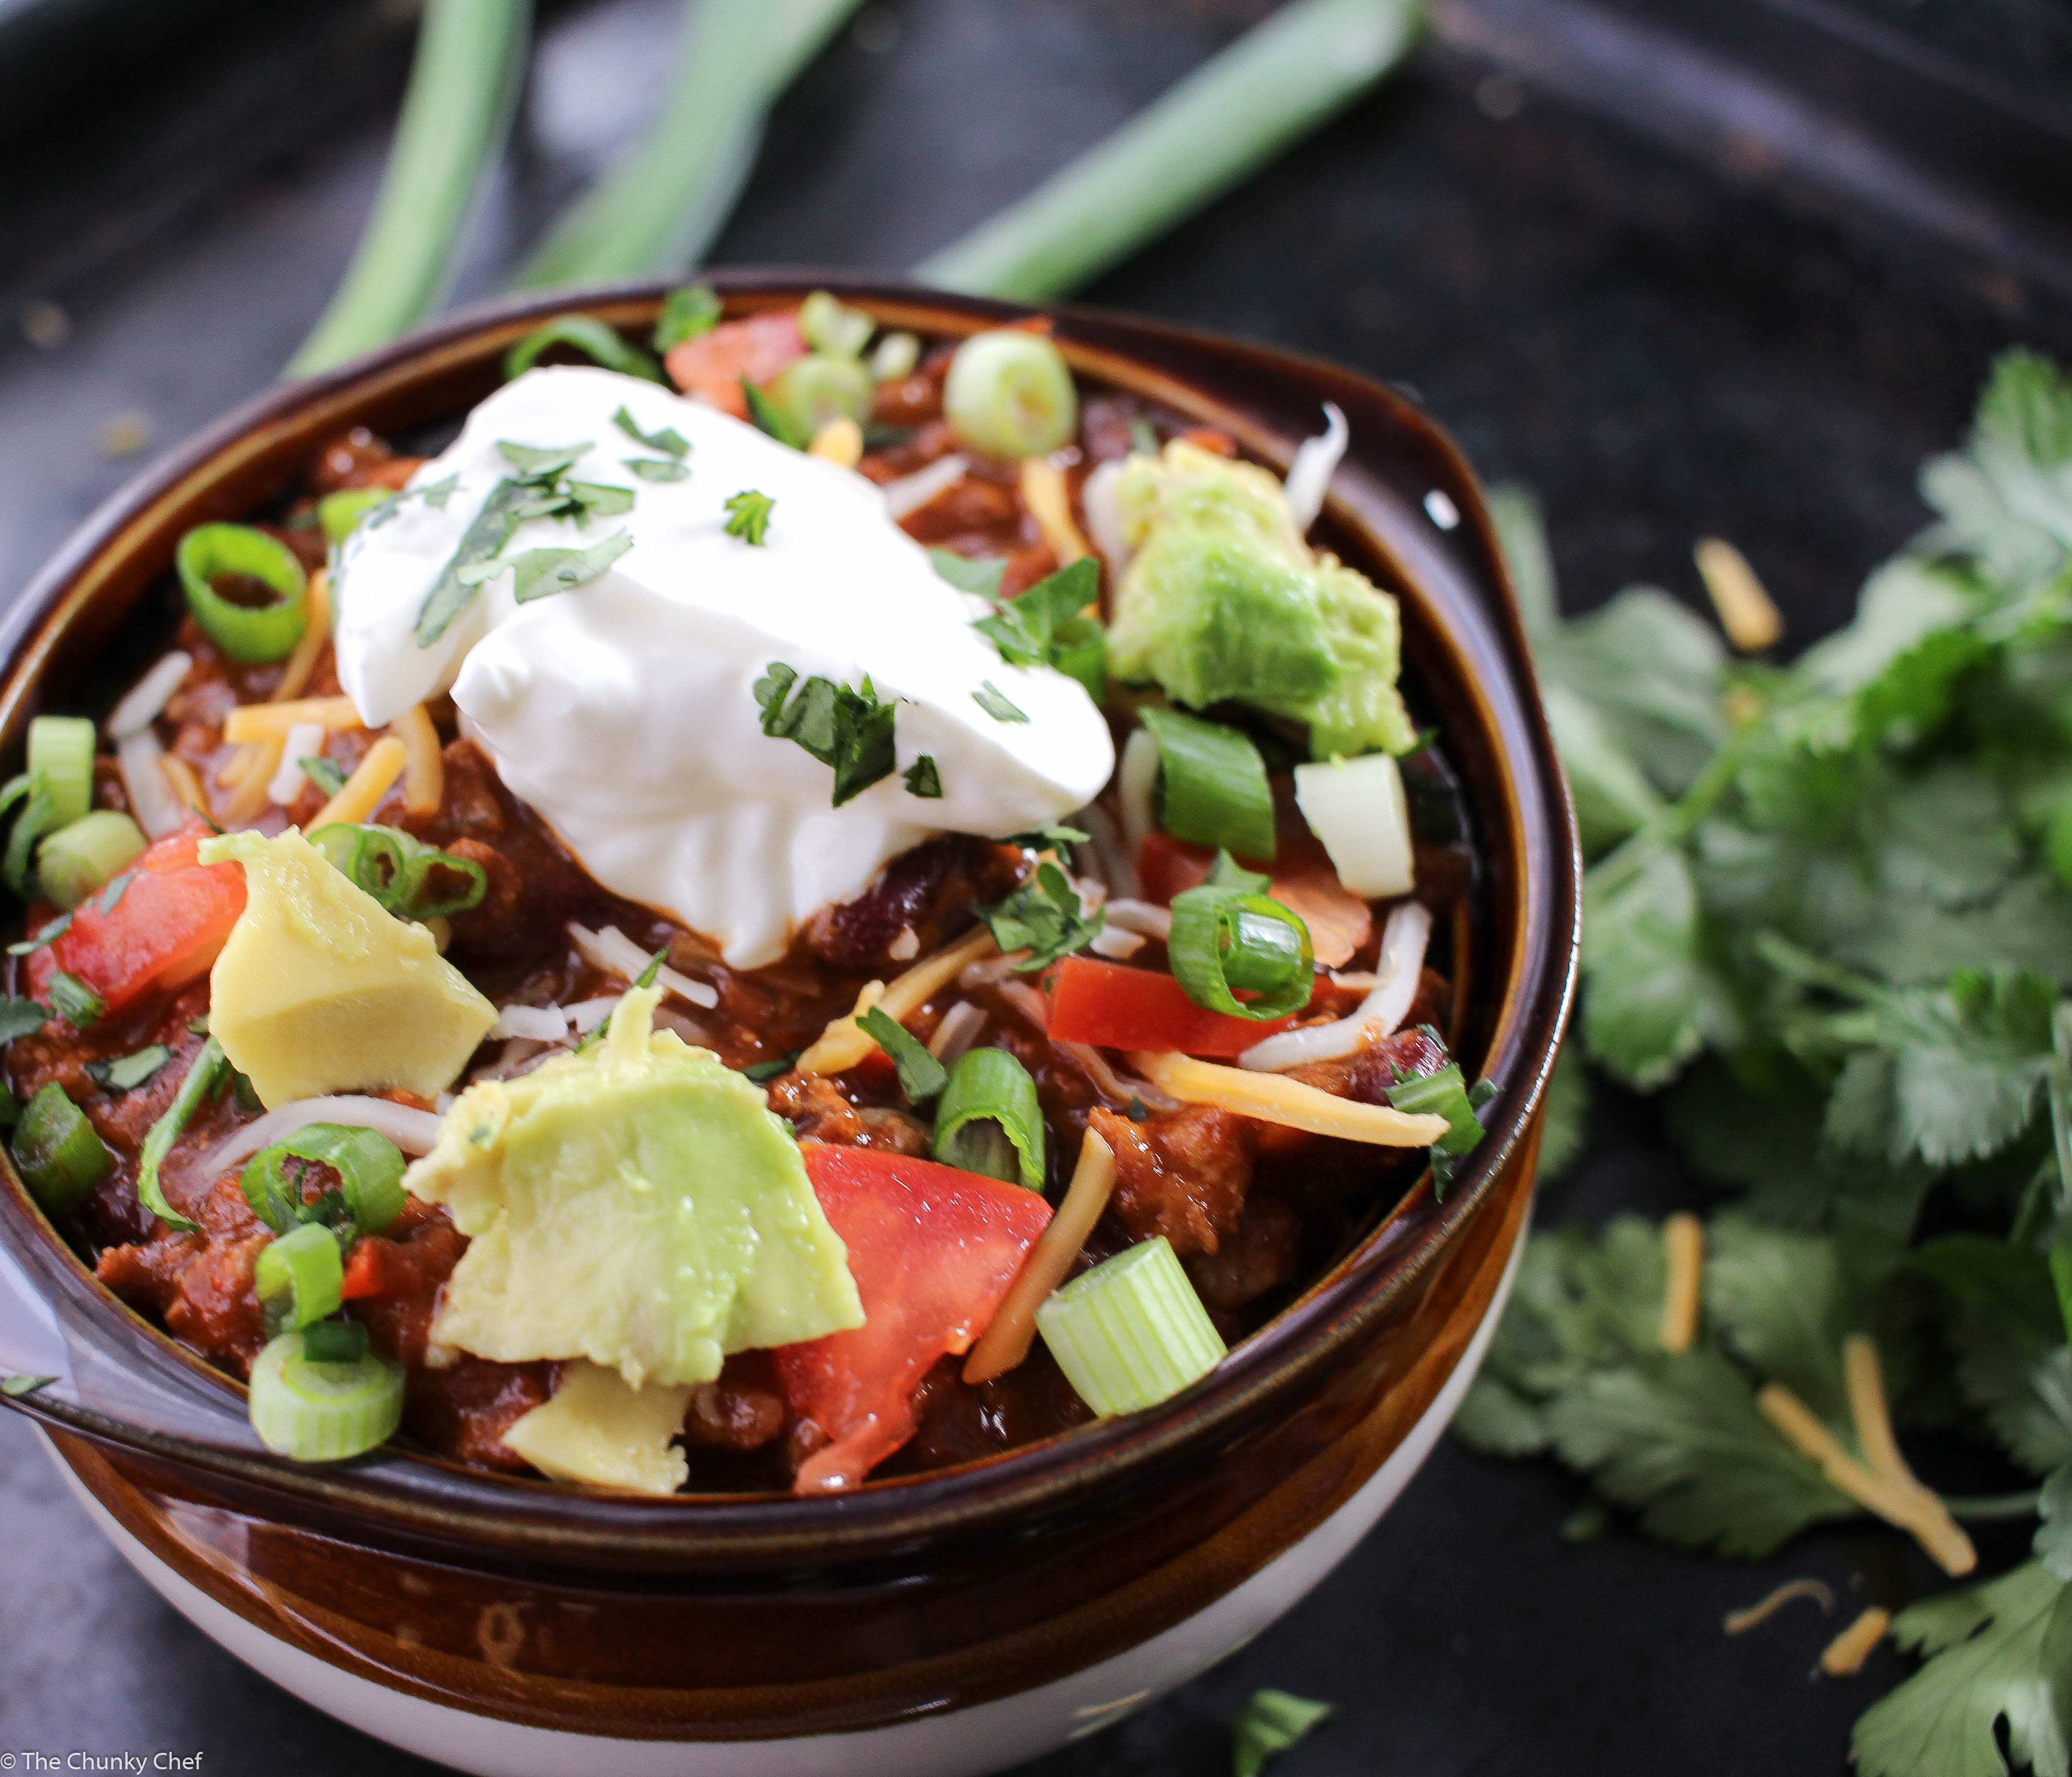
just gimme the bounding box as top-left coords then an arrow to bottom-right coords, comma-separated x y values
502,1361 -> 695,1495
1105,440 -> 1419,758
405,985 -> 863,1387
199,829 -> 496,1109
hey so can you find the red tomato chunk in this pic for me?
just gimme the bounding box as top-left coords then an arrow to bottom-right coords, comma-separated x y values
1044,955 -> 1300,1057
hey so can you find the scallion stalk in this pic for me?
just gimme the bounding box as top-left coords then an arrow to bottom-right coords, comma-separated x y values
511,0 -> 865,291
1139,706 -> 1277,862
255,1222 -> 346,1332
11,1081 -> 113,1216
1037,1235 -> 1227,1417
286,0 -> 532,376
247,1329 -> 404,1462
38,811 -> 147,911
916,0 -> 1423,302
933,1047 -> 1046,1189
27,717 -> 96,829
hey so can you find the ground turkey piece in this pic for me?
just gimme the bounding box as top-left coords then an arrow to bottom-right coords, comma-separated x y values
1184,1194 -> 1301,1312
764,1072 -> 930,1153
97,1174 -> 272,1376
1087,1102 -> 1256,1258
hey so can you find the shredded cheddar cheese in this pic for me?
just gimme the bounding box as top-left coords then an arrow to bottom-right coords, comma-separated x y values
1695,537 -> 1783,652
224,696 -> 362,744
1659,1212 -> 1703,1353
797,927 -> 998,1076
1722,1577 -> 1833,1636
808,416 -> 864,468
1819,1606 -> 1891,1677
1019,458 -> 1094,569
217,735 -> 285,826
158,753 -> 209,821
1130,1051 -> 1450,1147
273,566 -> 333,704
311,735 -> 408,829
965,1130 -> 1117,1384
391,703 -> 443,815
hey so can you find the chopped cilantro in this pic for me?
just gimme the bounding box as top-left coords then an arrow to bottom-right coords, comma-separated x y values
652,284 -> 721,352
903,755 -> 943,799
927,548 -> 1007,600
969,557 -> 1105,700
46,971 -> 104,1029
1,1374 -> 54,1399
742,379 -> 807,449
85,1043 -> 172,1093
301,756 -> 348,797
857,1006 -> 948,1105
723,488 -> 775,545
973,681 -> 1028,723
508,532 -> 634,603
743,1051 -> 798,1084
1000,825 -> 1089,850
96,871 -> 134,915
625,457 -> 690,482
976,861 -> 1104,972
753,663 -> 898,806
1230,1690 -> 1333,1777
0,996 -> 47,1042
611,405 -> 689,459
8,911 -> 70,956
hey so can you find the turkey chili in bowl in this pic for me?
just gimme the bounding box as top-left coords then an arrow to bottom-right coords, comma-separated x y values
1,287 -> 1487,1498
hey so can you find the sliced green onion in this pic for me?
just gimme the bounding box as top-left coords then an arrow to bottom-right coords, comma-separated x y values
503,313 -> 663,383
1139,706 -> 1276,862
46,971 -> 105,1029
933,1047 -> 1045,1189
27,716 -> 96,828
0,997 -> 47,1042
395,846 -> 488,920
286,0 -> 531,375
870,331 -> 921,382
10,1081 -> 113,1216
0,770 -> 54,900
800,291 -> 873,358
309,823 -> 484,921
1036,1236 -> 1226,1417
38,811 -> 147,911
916,0 -> 1422,303
653,284 -> 721,352
303,1319 -> 371,1364
247,1329 -> 404,1462
771,353 -> 874,438
1168,876 -> 1314,1020
255,1222 -> 346,1331
85,1044 -> 172,1094
244,1123 -> 408,1237
318,487 -> 394,546
858,1005 -> 949,1105
1385,1061 -> 1488,1194
136,1036 -> 226,1233
511,1 -> 864,288
175,524 -> 308,664
942,331 -> 1078,459
743,379 -> 809,450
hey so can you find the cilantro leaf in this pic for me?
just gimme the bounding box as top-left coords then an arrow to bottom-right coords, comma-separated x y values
416,477 -> 543,646
1851,1561 -> 2071,1777
977,861 -> 1104,972
626,457 -> 690,482
724,489 -> 775,545
1918,349 -> 2072,593
1230,1690 -> 1333,1777
652,284 -> 720,353
754,663 -> 898,806
927,548 -> 1007,600
973,681 -> 1028,723
903,755 -> 942,799
301,757 -> 348,797
85,1044 -> 172,1094
857,1006 -> 948,1105
47,970 -> 104,1029
612,405 -> 689,459
508,532 -> 634,603
0,996 -> 47,1043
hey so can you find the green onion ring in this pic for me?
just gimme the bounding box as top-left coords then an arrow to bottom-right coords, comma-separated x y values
243,1123 -> 408,1238
932,1047 -> 1046,1190
1138,706 -> 1276,863
942,330 -> 1078,459
247,1329 -> 404,1462
1168,883 -> 1314,1020
175,524 -> 309,665
255,1222 -> 346,1331
10,1081 -> 113,1216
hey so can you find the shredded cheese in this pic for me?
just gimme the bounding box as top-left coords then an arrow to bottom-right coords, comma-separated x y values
158,753 -> 210,821
391,703 -> 443,815
312,735 -> 408,828
218,734 -> 285,825
1130,1051 -> 1450,1147
1019,457 -> 1094,567
224,695 -> 362,743
965,1130 -> 1116,1384
1695,537 -> 1783,652
1722,1577 -> 1834,1636
1843,1334 -> 1976,1574
808,416 -> 864,468
797,927 -> 998,1075
1659,1212 -> 1703,1353
1819,1606 -> 1891,1678
274,566 -> 333,704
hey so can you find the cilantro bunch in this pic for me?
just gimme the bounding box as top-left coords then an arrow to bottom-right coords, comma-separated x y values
1460,351 -> 2072,1776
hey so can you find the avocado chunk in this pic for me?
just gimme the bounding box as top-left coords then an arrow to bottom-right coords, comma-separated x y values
502,1361 -> 695,1495
405,985 -> 863,1387
199,828 -> 496,1109
1105,440 -> 1417,758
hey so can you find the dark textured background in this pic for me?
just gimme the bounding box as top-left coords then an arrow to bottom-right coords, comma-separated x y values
2,2 -> 2069,1771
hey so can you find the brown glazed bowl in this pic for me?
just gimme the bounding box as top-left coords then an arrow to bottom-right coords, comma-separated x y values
0,275 -> 1578,1776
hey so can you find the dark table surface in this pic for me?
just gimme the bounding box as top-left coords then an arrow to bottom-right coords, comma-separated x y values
2,3 -> 2070,1773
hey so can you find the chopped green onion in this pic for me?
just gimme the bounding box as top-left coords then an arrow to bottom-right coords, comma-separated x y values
255,1222 -> 346,1332
175,524 -> 308,664
503,313 -> 664,383
308,824 -> 486,921
0,997 -> 47,1042
317,487 -> 394,546
743,377 -> 809,449
974,681 -> 1029,723
1036,1235 -> 1226,1416
0,770 -> 55,900
10,1081 -> 113,1216
38,811 -> 147,911
800,291 -> 874,358
1385,1060 -> 1488,1196
1231,1690 -> 1334,1777
27,716 -> 96,828
858,1005 -> 949,1105
136,1036 -> 226,1233
653,284 -> 721,352
933,1047 -> 1045,1189
285,0 -> 530,375
243,1124 -> 408,1237
724,488 -> 777,545
1139,706 -> 1276,862
247,1329 -> 404,1462
85,1044 -> 172,1094
942,331 -> 1078,459
303,1319 -> 371,1364
870,331 -> 921,382
771,353 -> 875,438
916,0 -> 1422,303
1168,874 -> 1314,1020
46,971 -> 105,1029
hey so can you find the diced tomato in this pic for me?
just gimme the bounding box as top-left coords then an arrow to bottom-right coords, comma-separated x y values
664,313 -> 807,419
777,1144 -> 1052,1492
1045,954 -> 1301,1058
25,824 -> 245,1017
1136,833 -> 1372,967
340,1241 -> 386,1300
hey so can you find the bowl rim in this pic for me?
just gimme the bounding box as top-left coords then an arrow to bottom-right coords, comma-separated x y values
0,272 -> 1580,1563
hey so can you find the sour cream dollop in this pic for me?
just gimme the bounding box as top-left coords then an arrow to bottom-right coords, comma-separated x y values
333,367 -> 1114,967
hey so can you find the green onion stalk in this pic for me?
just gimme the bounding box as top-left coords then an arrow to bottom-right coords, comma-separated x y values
286,0 -> 532,377
916,0 -> 1425,303
510,0 -> 866,291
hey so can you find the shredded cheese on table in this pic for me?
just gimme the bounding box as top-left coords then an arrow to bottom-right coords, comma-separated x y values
1130,1051 -> 1450,1147
1819,1606 -> 1891,1677
1659,1212 -> 1703,1352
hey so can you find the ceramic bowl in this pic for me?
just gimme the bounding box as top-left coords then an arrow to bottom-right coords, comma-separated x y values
0,275 -> 1578,1777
